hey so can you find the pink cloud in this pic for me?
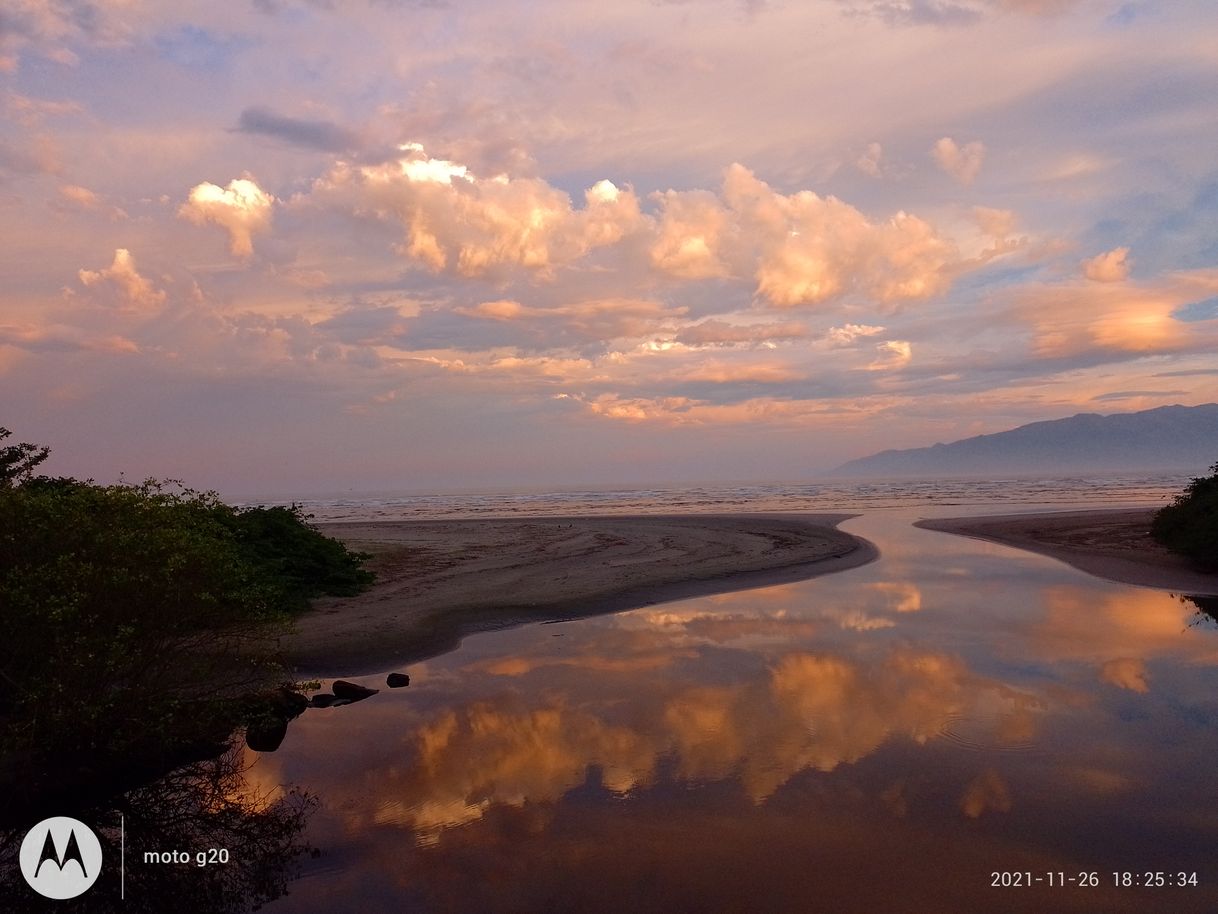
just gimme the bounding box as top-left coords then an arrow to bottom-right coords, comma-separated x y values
1082,246 -> 1131,283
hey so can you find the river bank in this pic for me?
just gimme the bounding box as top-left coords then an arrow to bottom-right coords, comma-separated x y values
282,514 -> 877,676
916,508 -> 1218,595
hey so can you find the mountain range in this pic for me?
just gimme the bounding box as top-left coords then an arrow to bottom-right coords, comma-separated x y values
831,404 -> 1218,478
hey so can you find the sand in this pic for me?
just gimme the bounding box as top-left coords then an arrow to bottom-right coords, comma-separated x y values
916,509 -> 1218,596
282,514 -> 877,676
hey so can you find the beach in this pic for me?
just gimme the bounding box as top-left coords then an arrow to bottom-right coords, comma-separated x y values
283,514 -> 876,676
916,508 -> 1218,596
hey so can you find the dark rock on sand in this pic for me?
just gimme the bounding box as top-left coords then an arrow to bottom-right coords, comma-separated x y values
246,719 -> 289,753
331,680 -> 379,702
386,672 -> 410,687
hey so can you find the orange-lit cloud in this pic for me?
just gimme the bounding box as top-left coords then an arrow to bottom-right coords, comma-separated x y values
307,146 -> 645,278
1100,657 -> 1149,693
306,146 -> 958,309
1013,276 -> 1213,359
960,768 -> 1012,818
868,339 -> 912,370
318,642 -> 1012,838
1083,246 -> 1131,283
933,137 -> 985,185
0,322 -> 138,353
77,248 -> 166,313
1029,587 -> 1218,687
826,323 -> 886,346
649,189 -> 733,279
53,183 -> 127,219
722,164 -> 955,308
179,176 -> 275,258
868,582 -> 922,612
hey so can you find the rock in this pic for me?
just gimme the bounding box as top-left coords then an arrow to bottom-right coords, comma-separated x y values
386,672 -> 410,688
246,719 -> 288,753
331,680 -> 379,702
309,693 -> 338,708
244,686 -> 309,721
275,687 -> 310,719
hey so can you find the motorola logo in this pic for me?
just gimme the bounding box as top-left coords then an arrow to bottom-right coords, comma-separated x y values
19,816 -> 103,899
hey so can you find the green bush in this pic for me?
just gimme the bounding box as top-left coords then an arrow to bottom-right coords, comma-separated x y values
219,504 -> 373,611
0,481 -> 284,774
0,432 -> 374,798
1152,462 -> 1218,572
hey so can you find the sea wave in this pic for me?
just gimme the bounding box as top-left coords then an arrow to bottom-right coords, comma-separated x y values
240,473 -> 1189,522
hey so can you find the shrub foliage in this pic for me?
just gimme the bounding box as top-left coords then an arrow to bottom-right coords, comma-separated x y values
0,431 -> 373,801
1152,461 -> 1218,572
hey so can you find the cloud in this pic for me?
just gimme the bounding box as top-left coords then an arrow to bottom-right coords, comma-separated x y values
972,206 -> 1016,238
1082,246 -> 1131,282
0,0 -> 129,70
457,297 -> 680,344
304,146 -> 958,307
235,106 -> 360,152
51,183 -> 126,219
960,768 -> 1012,818
178,176 -> 275,258
720,164 -> 956,307
868,339 -> 912,370
649,189 -> 733,279
307,144 -> 646,278
1099,657 -> 1149,693
826,323 -> 885,346
0,322 -> 137,353
2,90 -> 82,126
856,141 -> 883,177
675,319 -> 809,346
1012,277 -> 1213,360
933,137 -> 985,184
77,248 -> 166,313
345,640 -> 998,837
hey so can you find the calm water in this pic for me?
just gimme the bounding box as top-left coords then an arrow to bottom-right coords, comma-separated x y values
241,502 -> 1218,913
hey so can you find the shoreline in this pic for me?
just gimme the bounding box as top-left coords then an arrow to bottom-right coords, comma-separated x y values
281,514 -> 876,677
916,508 -> 1218,596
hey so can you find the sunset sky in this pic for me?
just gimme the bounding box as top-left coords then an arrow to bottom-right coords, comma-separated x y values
2,0 -> 1217,495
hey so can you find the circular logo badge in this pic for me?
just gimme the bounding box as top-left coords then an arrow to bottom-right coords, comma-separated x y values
19,816 -> 103,900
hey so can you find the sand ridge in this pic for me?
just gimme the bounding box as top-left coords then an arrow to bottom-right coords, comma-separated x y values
916,509 -> 1218,596
283,513 -> 876,676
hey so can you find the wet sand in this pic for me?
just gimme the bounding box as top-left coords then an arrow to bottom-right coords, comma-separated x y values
284,514 -> 877,676
916,509 -> 1218,596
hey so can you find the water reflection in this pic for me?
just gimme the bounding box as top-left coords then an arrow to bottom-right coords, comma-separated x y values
260,511 -> 1218,912
0,744 -> 314,912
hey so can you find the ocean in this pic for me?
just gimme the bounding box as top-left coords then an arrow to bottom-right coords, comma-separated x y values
248,472 -> 1191,522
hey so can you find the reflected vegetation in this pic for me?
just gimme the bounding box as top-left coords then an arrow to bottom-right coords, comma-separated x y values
0,743 -> 314,912
256,513 -> 1218,912
1185,593 -> 1218,628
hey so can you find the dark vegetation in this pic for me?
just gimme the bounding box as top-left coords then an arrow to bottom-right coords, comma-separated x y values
1152,460 -> 1218,572
0,427 -> 373,820
0,744 -> 317,912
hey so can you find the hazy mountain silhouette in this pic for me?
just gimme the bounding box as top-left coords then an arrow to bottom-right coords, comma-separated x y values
831,404 -> 1218,478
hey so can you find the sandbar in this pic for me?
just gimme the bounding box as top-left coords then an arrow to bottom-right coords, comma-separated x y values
282,514 -> 876,676
916,509 -> 1218,596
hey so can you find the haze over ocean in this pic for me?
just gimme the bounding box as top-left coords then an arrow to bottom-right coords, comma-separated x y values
251,473 -> 1189,522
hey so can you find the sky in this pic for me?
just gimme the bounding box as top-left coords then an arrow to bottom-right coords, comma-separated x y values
2,0 -> 1217,495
